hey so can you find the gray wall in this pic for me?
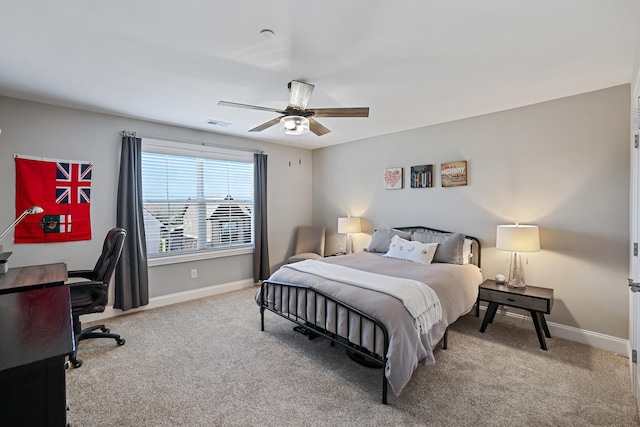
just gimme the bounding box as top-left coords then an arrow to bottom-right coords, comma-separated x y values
0,96 -> 312,298
312,85 -> 630,339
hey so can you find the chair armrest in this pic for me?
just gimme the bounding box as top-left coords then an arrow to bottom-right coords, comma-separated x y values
67,269 -> 95,279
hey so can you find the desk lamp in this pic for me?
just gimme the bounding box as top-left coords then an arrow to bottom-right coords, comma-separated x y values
496,223 -> 540,289
0,206 -> 44,274
337,216 -> 361,254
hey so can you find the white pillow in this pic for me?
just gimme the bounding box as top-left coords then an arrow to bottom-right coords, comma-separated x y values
462,238 -> 473,265
384,235 -> 438,264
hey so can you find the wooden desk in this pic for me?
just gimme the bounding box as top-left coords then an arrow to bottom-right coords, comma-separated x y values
0,262 -> 67,295
0,263 -> 71,426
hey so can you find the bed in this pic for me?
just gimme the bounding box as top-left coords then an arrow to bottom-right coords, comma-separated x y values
255,226 -> 483,404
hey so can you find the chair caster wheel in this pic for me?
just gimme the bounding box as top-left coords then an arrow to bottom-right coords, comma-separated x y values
69,359 -> 82,368
117,338 -> 125,346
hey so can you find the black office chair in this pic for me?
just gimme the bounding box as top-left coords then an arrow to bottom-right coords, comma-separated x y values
67,227 -> 127,368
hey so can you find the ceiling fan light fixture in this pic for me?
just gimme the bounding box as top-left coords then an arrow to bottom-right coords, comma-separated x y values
280,116 -> 309,135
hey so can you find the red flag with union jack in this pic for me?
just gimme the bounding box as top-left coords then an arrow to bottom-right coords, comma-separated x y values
14,156 -> 92,243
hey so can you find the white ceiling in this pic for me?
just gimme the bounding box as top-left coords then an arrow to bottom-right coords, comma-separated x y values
1,1 -> 639,150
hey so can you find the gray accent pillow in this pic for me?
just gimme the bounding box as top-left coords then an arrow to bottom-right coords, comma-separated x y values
411,231 -> 465,264
366,228 -> 412,253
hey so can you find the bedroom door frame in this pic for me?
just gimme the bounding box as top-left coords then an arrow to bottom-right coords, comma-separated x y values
630,93 -> 640,412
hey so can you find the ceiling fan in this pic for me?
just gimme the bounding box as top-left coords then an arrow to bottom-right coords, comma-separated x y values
217,80 -> 369,136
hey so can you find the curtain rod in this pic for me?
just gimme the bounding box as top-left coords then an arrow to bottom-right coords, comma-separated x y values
120,131 -> 264,155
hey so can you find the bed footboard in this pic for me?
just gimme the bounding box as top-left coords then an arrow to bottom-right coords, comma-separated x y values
260,280 -> 390,404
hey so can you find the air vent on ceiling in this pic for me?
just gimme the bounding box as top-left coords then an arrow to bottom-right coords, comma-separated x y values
207,119 -> 231,128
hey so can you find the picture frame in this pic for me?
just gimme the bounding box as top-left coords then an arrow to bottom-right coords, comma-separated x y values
410,165 -> 433,188
441,160 -> 467,187
383,167 -> 403,190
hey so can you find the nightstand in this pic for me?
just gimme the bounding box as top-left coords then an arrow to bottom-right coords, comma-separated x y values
478,279 -> 554,350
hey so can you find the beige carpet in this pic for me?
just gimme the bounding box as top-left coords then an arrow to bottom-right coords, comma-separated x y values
66,286 -> 639,426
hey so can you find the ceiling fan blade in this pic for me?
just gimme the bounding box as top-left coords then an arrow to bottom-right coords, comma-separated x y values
309,107 -> 370,118
218,101 -> 285,114
308,118 -> 331,136
288,80 -> 314,111
249,117 -> 283,132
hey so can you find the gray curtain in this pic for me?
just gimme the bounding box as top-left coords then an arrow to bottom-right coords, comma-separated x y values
115,134 -> 149,310
253,153 -> 270,282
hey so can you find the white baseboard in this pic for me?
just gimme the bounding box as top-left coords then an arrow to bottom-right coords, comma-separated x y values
80,279 -> 256,323
478,305 -> 629,356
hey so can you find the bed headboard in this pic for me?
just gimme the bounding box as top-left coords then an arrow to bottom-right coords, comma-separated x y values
394,226 -> 481,268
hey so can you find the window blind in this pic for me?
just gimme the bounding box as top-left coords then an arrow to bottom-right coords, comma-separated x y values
141,139 -> 254,259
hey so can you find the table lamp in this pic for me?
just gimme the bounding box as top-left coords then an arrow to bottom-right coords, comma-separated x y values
0,206 -> 44,274
496,223 -> 540,289
337,216 -> 361,254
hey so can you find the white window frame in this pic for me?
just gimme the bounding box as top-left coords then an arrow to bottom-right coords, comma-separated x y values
142,138 -> 255,266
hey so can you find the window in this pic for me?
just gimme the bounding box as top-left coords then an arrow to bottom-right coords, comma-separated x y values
141,139 -> 254,262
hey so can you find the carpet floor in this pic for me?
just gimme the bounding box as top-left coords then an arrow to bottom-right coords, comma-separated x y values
66,286 -> 639,426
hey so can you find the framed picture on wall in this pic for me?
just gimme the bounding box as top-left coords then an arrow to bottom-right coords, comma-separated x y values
410,165 -> 433,188
441,160 -> 467,187
383,167 -> 403,190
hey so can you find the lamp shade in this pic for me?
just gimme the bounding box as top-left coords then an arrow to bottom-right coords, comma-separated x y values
496,225 -> 540,252
337,217 -> 361,234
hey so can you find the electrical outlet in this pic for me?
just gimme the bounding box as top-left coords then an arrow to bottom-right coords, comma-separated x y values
190,268 -> 198,279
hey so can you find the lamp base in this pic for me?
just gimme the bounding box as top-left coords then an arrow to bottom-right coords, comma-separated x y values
507,281 -> 526,289
507,251 -> 526,289
0,251 -> 12,275
346,233 -> 354,254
